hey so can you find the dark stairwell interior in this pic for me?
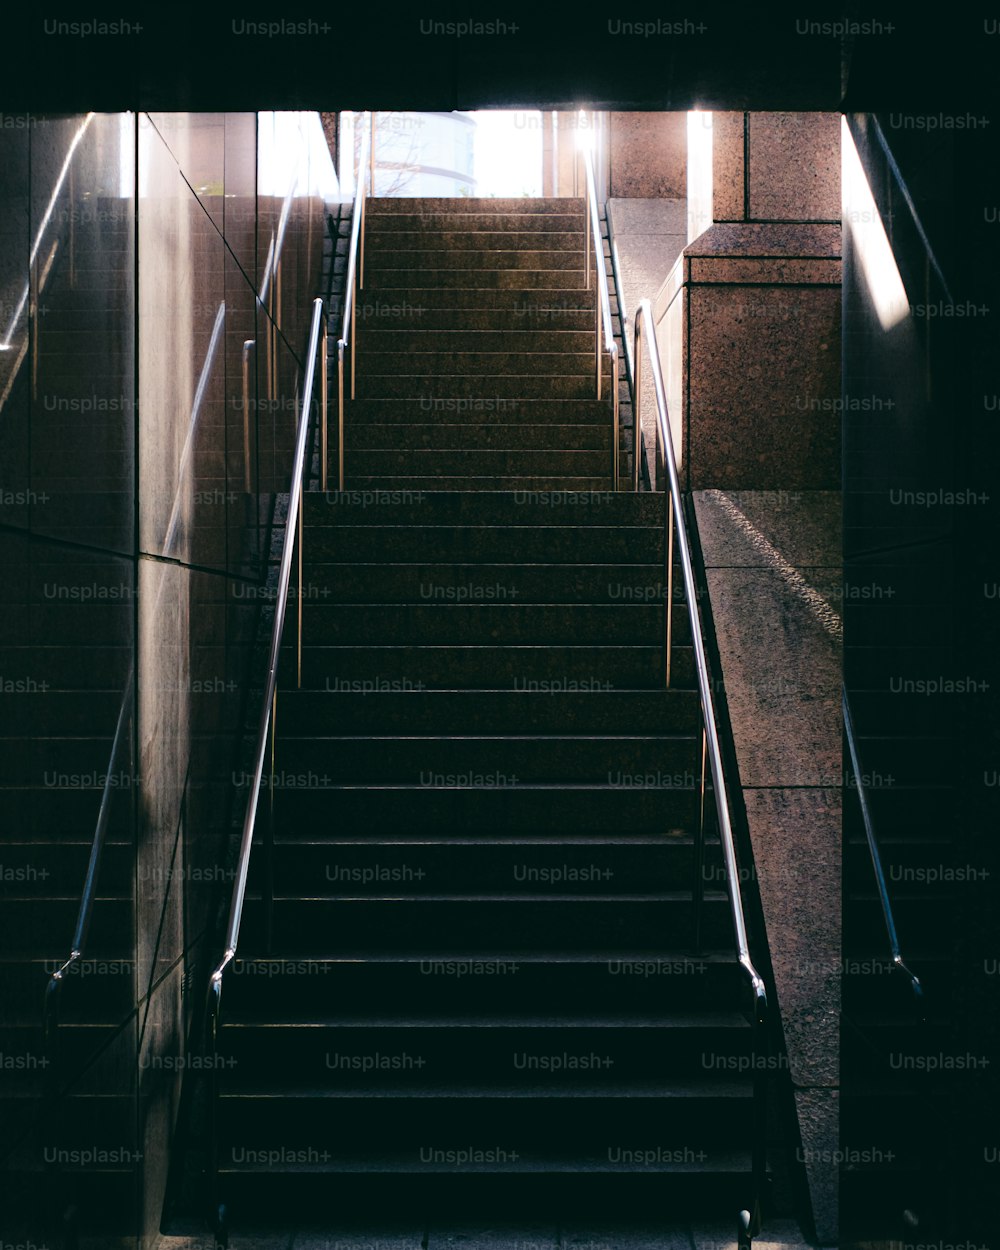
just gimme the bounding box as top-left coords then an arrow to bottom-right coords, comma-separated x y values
1,83 -> 996,1250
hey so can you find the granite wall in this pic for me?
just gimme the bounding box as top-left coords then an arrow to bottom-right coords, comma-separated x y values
654,112 -> 842,490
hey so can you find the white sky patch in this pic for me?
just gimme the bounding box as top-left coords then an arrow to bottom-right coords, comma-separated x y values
470,110 -> 543,198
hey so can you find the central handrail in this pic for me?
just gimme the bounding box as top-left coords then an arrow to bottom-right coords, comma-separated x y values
842,688 -> 924,1008
208,295 -> 326,1022
579,119 -> 621,488
632,298 -> 768,1243
328,114 -> 372,491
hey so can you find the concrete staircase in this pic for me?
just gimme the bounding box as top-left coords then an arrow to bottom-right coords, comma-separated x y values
344,197 -> 618,491
207,198 -> 774,1233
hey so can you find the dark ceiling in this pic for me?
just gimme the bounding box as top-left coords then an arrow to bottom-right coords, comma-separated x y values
1,7 -> 995,113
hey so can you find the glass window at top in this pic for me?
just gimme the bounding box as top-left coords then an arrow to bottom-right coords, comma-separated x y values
339,110 -> 545,198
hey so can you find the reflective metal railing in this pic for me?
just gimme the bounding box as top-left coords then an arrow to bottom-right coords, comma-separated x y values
843,688 -> 924,1008
206,296 -> 326,1232
327,114 -> 372,491
632,298 -> 769,1243
579,121 -> 621,487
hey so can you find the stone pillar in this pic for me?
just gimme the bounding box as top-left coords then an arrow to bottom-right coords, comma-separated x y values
655,112 -> 841,489
609,111 -> 686,198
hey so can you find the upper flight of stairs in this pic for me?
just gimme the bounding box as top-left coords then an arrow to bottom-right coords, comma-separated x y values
345,198 -> 620,491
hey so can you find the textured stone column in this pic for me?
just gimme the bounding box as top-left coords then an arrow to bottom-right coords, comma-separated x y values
656,112 -> 842,490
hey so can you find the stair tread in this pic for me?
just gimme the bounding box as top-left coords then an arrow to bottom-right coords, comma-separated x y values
222,1012 -> 748,1029
220,1080 -> 751,1099
218,1150 -> 756,1174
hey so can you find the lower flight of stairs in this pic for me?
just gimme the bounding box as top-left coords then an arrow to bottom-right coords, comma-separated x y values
208,488 -> 774,1227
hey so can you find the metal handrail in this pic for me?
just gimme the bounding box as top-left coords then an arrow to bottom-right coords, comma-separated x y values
606,216 -> 651,492
209,295 -> 325,1011
43,296 -> 231,1060
43,669 -> 133,1059
632,298 -> 768,1240
579,120 -> 620,488
842,688 -> 924,1007
328,114 -> 372,491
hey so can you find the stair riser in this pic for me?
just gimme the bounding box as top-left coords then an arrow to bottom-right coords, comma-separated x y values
2,962 -> 134,1025
0,841 -> 131,898
367,198 -> 583,215
351,287 -> 597,311
355,350 -> 612,377
242,898 -> 731,951
339,477 -> 617,492
291,564 -> 684,608
366,214 -> 587,234
368,250 -> 586,272
259,841 -> 725,895
0,900 -> 131,956
356,330 -> 598,352
355,309 -> 598,331
295,604 -> 691,646
278,647 -> 693,693
366,231 -> 585,251
303,490 -> 667,525
218,1093 -> 749,1150
276,691 -> 700,736
222,959 -> 744,1019
341,450 -> 612,477
265,735 -> 699,785
221,1026 -> 750,1087
355,377 -> 607,401
302,527 -> 668,563
1,788 -> 132,837
346,424 -> 612,451
205,1172 -> 760,1223
366,271 -> 590,291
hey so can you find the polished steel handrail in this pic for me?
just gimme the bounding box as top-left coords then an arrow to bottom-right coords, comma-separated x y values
633,298 -> 768,1239
43,669 -> 133,1058
842,688 -> 924,1006
579,120 -> 620,488
209,295 -> 325,1013
43,297 -> 231,1061
328,114 -> 372,491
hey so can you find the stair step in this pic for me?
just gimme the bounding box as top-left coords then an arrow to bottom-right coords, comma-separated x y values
295,562 -> 678,605
260,837 -> 725,896
220,1025 -> 749,1094
302,489 -> 665,524
294,603 -> 690,645
265,735 -> 698,789
341,449 -> 612,477
279,644 -> 692,692
354,306 -> 597,331
221,953 -> 743,1019
367,198 -> 585,215
366,213 -> 588,236
338,476 -> 617,492
346,424 -> 613,451
355,351 -> 613,378
352,286 -> 597,311
301,524 -> 669,563
275,690 -> 699,735
366,271 -> 590,291
367,250 -> 586,272
355,376 -> 606,401
366,231 -> 585,252
356,329 -> 598,352
268,784 -> 700,837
